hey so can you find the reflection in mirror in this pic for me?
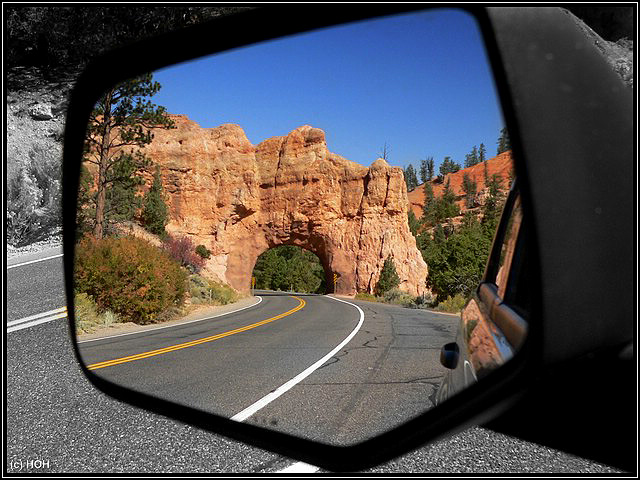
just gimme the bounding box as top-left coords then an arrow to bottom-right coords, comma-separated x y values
73,8 -> 522,445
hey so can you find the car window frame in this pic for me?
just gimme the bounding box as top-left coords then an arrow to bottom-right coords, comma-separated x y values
477,182 -> 528,350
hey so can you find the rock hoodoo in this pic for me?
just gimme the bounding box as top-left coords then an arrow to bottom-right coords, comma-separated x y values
135,114 -> 428,296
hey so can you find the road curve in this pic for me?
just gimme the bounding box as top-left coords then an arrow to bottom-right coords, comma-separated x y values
75,291 -> 463,446
77,292 -> 361,421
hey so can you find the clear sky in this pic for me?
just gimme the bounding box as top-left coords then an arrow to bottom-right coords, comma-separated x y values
151,8 -> 505,175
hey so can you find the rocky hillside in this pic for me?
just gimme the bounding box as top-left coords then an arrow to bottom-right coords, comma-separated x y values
407,151 -> 514,220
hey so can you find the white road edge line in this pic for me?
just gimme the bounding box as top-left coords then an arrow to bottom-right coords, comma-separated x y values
77,296 -> 263,343
6,307 -> 68,327
275,461 -> 320,474
7,312 -> 68,333
230,294 -> 364,423
6,253 -> 64,270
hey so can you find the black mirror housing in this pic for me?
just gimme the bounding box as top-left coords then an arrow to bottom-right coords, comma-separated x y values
61,6 -> 633,471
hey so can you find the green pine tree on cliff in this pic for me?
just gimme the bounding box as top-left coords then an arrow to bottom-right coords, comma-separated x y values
83,72 -> 175,239
375,256 -> 400,296
142,165 -> 169,237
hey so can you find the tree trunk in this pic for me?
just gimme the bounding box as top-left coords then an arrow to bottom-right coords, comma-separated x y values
93,89 -> 113,239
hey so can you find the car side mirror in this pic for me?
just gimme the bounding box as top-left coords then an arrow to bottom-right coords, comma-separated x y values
440,343 -> 460,370
61,5 -> 634,472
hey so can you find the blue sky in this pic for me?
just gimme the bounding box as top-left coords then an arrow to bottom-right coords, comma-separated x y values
151,8 -> 505,175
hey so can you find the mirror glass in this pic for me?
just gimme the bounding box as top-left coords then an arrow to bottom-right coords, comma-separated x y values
73,8 -> 524,445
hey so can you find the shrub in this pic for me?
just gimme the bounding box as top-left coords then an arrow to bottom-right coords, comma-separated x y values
383,287 -> 416,308
195,244 -> 211,259
436,293 -> 467,313
74,235 -> 188,324
74,292 -> 122,335
375,256 -> 400,296
154,306 -> 184,323
382,287 -> 404,303
74,292 -> 101,334
465,318 -> 479,343
355,292 -> 378,302
189,274 -> 238,305
163,234 -> 205,273
413,291 -> 436,309
7,145 -> 62,246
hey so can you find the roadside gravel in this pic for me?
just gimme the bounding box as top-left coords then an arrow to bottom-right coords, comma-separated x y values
6,231 -> 62,261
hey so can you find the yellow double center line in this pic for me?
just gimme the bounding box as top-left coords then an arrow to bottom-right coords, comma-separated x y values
87,296 -> 305,371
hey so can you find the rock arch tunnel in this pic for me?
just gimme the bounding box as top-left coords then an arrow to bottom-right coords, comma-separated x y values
249,244 -> 328,294
140,117 -> 428,296
227,232 -> 354,295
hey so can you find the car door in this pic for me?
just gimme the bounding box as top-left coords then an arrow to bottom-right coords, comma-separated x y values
437,181 -> 529,403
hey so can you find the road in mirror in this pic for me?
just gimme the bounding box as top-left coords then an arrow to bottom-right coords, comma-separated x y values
73,8 -> 524,445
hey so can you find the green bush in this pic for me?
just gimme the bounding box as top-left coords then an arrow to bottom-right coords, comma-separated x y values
422,215 -> 492,303
354,292 -> 379,302
413,291 -> 436,309
436,293 -> 467,313
74,235 -> 188,324
189,274 -> 238,305
195,244 -> 211,259
74,292 -> 122,335
383,287 -> 417,308
375,256 -> 400,296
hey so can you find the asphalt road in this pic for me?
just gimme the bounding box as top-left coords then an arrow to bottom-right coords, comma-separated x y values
76,291 -> 456,445
5,250 -> 621,474
6,246 -> 65,322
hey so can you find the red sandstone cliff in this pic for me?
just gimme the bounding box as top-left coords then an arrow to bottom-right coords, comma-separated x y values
133,114 -> 428,296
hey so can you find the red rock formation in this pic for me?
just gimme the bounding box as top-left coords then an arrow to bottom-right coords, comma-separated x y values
407,151 -> 514,218
134,115 -> 428,296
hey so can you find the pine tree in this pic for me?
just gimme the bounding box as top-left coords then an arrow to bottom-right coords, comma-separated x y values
426,157 -> 434,181
404,164 -> 418,191
76,164 -> 95,238
142,165 -> 169,237
465,146 -> 480,168
439,156 -> 460,176
497,127 -> 511,154
433,223 -> 446,244
83,73 -> 175,239
479,143 -> 486,163
103,150 -> 146,227
482,173 -> 504,233
419,159 -> 428,185
461,173 -> 477,209
408,210 -> 420,237
422,181 -> 435,219
375,256 -> 400,296
441,177 -> 459,218
425,177 -> 459,226
484,158 -> 489,186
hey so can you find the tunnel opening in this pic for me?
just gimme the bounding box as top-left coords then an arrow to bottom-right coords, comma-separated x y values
251,245 -> 327,294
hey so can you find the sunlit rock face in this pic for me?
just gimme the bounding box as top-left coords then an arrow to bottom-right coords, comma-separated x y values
138,114 -> 428,295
